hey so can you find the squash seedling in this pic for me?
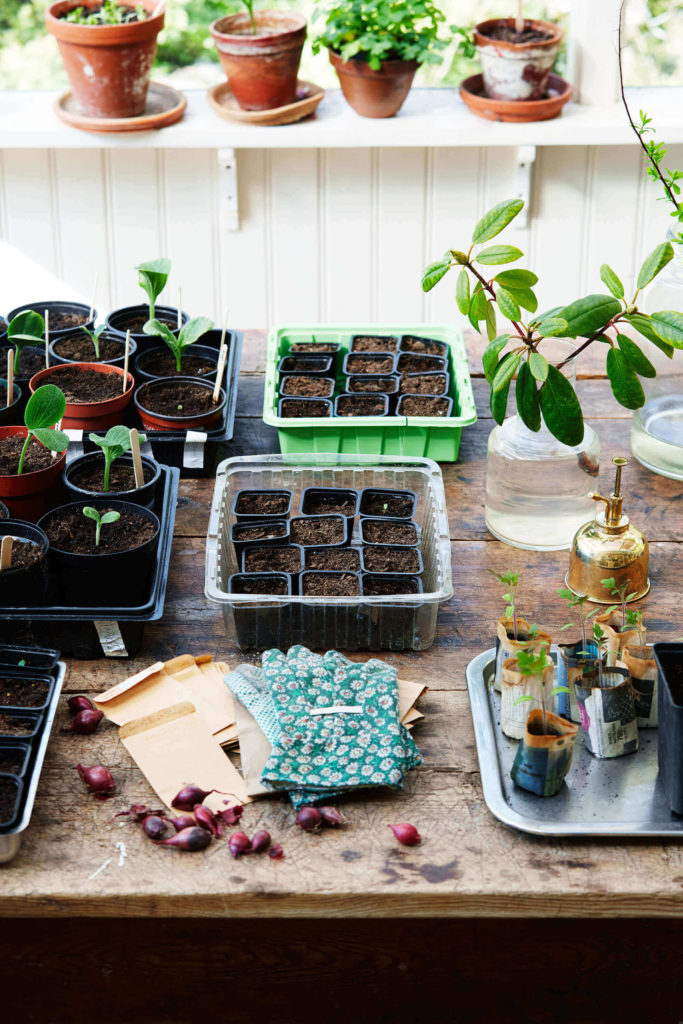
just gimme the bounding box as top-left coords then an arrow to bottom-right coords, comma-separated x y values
513,647 -> 569,735
600,576 -> 637,630
88,425 -> 147,492
82,507 -> 121,547
136,258 -> 171,321
143,315 -> 214,373
80,325 -> 106,360
7,311 -> 44,373
558,587 -> 599,655
17,385 -> 69,476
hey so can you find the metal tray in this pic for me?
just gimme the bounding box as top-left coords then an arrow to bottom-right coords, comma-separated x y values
0,660 -> 65,863
466,648 -> 683,838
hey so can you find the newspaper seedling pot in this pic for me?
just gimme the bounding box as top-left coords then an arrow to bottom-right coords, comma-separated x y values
493,616 -> 552,693
63,452 -> 162,510
500,655 -> 551,740
575,666 -> 638,759
134,377 -> 226,432
329,50 -> 418,118
0,427 -> 67,522
511,709 -> 579,797
105,304 -> 189,354
473,18 -> 563,102
133,344 -> 219,384
0,382 -> 23,427
0,520 -> 49,605
228,572 -> 293,650
38,499 -> 160,607
211,11 -> 307,111
231,520 -> 290,564
595,609 -> 645,665
45,0 -> 164,119
6,300 -> 96,341
29,363 -> 134,431
623,644 -> 658,728
49,332 -> 137,369
653,643 -> 683,815
557,639 -> 599,724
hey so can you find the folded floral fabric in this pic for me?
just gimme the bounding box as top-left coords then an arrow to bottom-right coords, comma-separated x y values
225,646 -> 422,807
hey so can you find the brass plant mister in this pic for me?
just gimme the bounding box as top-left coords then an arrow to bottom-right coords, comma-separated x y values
566,456 -> 649,604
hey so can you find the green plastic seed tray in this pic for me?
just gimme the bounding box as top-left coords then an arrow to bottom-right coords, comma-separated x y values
262,324 -> 477,461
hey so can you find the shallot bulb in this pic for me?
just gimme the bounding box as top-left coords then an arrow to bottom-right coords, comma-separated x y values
156,827 -> 211,852
116,803 -> 165,821
250,829 -> 271,853
142,815 -> 168,840
388,823 -> 421,846
67,695 -> 95,714
169,814 -> 196,832
77,764 -> 115,794
194,804 -> 220,836
269,844 -> 284,860
219,804 -> 244,826
171,785 -> 224,812
295,807 -> 322,832
320,806 -> 345,827
228,832 -> 251,858
61,708 -> 103,735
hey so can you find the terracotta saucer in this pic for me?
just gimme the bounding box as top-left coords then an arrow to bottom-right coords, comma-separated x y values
459,73 -> 572,123
54,82 -> 187,133
207,79 -> 325,126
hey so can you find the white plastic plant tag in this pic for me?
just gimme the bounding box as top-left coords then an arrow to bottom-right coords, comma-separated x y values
183,430 -> 207,470
94,620 -> 128,658
65,429 -> 83,443
310,705 -> 363,716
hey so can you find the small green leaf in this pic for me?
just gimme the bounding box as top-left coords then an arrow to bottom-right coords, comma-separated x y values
475,245 -> 523,266
468,284 -> 488,329
491,350 -> 521,394
482,334 -> 510,383
494,269 -> 539,289
143,318 -> 176,345
100,510 -> 121,526
455,269 -> 470,315
421,260 -> 451,292
626,313 -> 674,358
649,310 -> 683,349
485,301 -> 497,342
490,374 -> 512,426
537,317 -> 568,338
516,360 -> 541,432
496,287 -> 521,321
616,334 -> 656,378
32,428 -> 69,452
558,294 -> 622,338
449,250 -> 468,264
606,348 -> 645,409
178,316 -> 214,348
471,199 -> 524,245
82,506 -> 100,523
637,241 -> 674,290
136,257 -> 171,306
539,366 -> 584,446
600,264 -> 625,300
529,351 -> 549,381
8,311 -> 44,343
24,384 -> 66,431
514,287 -> 538,314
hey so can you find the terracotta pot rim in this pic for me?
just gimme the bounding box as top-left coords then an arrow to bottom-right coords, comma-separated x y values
39,498 -> 160,558
211,11 -> 307,43
474,18 -> 563,51
134,376 -> 227,424
0,425 -> 67,480
46,0 -> 164,42
329,49 -> 419,73
29,362 -> 135,410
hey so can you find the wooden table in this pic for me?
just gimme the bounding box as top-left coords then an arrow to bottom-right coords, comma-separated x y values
3,332 -> 683,1023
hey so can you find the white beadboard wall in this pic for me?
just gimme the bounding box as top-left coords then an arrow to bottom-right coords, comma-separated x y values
0,143 -> 680,328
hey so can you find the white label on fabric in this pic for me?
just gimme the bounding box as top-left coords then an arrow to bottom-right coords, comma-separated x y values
94,620 -> 128,658
183,431 -> 207,469
309,705 -> 363,716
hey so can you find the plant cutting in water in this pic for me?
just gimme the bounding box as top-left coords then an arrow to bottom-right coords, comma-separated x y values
82,507 -> 120,546
558,587 -> 599,654
88,425 -> 147,491
422,199 -> 683,445
312,0 -> 448,70
17,385 -> 69,476
136,257 -> 171,321
513,647 -> 569,735
143,316 -> 214,373
601,576 -> 637,631
7,311 -> 44,373
65,1 -> 147,25
80,325 -> 106,360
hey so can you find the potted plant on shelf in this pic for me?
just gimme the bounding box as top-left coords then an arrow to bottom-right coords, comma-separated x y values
0,385 -> 70,521
312,0 -> 447,118
622,609 -> 658,728
137,316 -> 215,381
64,425 -> 160,509
573,622 -> 639,759
45,0 -> 165,119
210,0 -> 307,111
490,568 -> 551,692
106,258 -> 188,350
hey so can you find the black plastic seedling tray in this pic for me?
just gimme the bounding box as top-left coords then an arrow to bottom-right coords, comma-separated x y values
0,465 -> 179,658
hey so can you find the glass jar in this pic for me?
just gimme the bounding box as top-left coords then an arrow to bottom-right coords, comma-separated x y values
631,229 -> 683,480
484,339 -> 600,551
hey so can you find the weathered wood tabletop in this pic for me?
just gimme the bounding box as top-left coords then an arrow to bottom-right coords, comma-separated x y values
2,330 -> 682,920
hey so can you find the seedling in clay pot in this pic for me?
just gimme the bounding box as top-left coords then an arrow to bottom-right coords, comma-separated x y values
50,325 -> 136,368
350,335 -> 399,353
277,354 -> 334,377
231,520 -> 290,563
399,335 -> 449,357
361,545 -> 423,575
0,521 -> 50,605
359,488 -> 417,519
281,375 -> 335,399
233,489 -> 293,521
14,385 -> 69,477
30,361 -> 134,432
359,517 -> 419,547
0,384 -> 69,521
304,547 -> 361,571
399,371 -> 448,396
300,487 -> 359,519
64,1 -> 148,24
290,515 -> 348,548
342,352 -> 397,376
397,394 -> 453,417
279,397 -> 332,418
301,571 -> 361,597
335,394 -> 389,417
141,315 -> 215,377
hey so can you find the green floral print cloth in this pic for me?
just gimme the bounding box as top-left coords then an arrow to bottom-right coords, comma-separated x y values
225,646 -> 422,808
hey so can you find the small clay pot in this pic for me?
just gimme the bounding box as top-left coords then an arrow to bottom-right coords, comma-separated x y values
0,426 -> 67,522
134,377 -> 226,432
6,300 -> 96,340
49,331 -> 136,369
45,0 -> 165,119
329,50 -> 418,118
473,18 -> 562,102
211,11 -> 307,111
29,362 -> 134,432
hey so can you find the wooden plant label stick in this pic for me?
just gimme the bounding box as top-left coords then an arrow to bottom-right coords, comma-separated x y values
123,330 -> 131,394
212,344 -> 228,404
220,307 -> 229,350
177,287 -> 182,330
6,350 -> 13,409
44,309 -> 50,369
0,536 -> 12,572
129,428 -> 145,489
516,0 -> 524,34
90,271 -> 98,321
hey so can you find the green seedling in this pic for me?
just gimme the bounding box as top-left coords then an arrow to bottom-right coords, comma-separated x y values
513,646 -> 569,735
80,324 -> 106,361
7,311 -> 44,374
17,385 -> 69,476
143,315 -> 214,374
88,425 -> 147,493
592,622 -> 608,686
82,507 -> 121,547
489,568 -> 519,640
65,1 -> 146,24
240,0 -> 257,33
136,258 -> 171,321
601,576 -> 637,631
625,607 -> 646,651
558,587 -> 599,655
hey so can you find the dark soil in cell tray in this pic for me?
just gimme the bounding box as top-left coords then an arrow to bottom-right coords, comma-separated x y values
400,372 -> 448,395
69,462 -> 155,494
305,548 -> 361,571
0,540 -> 43,572
281,375 -> 335,398
359,489 -> 416,519
301,488 -> 359,517
12,348 -> 46,379
0,776 -> 19,823
243,546 -> 302,574
235,491 -> 291,517
336,394 -> 387,416
345,354 -> 395,374
234,523 -> 288,543
398,395 -> 452,417
399,335 -> 448,356
397,353 -> 446,373
290,343 -> 339,353
361,519 -> 418,545
280,398 -> 331,418
278,355 -> 332,375
351,335 -> 399,353
142,381 -> 215,417
231,573 -> 290,596
362,574 -> 422,595
302,572 -> 360,597
139,351 -> 217,379
290,516 -> 346,546
362,546 -> 422,573
45,368 -> 125,404
44,507 -> 156,555
347,375 -> 398,394
0,713 -> 36,737
0,436 -> 55,476
0,675 -> 49,708
52,334 -> 125,363
0,751 -> 25,775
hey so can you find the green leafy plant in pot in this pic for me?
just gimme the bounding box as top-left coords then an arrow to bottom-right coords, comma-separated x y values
142,316 -> 215,374
312,0 -> 447,118
556,587 -> 600,724
63,425 -> 160,509
0,384 -> 70,521
7,311 -> 45,377
490,568 -> 551,693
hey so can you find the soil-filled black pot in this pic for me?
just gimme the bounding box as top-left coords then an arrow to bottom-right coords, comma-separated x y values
38,499 -> 160,607
359,517 -> 420,547
360,545 -> 423,576
342,352 -> 398,376
62,452 -> 161,510
232,488 -> 293,522
6,300 -> 96,340
134,344 -> 219,384
0,381 -> 23,427
0,520 -> 49,606
288,341 -> 341,372
396,352 -> 447,374
399,335 -> 449,358
334,393 -> 390,417
359,487 -> 417,519
300,570 -> 362,650
278,397 -> 333,418
300,486 -> 360,519
105,304 -> 189,354
290,514 -> 349,549
654,642 -> 683,815
1,346 -> 46,420
229,572 -> 293,650
359,572 -> 423,648
277,354 -> 335,378
231,519 -> 290,564
0,773 -> 23,828
346,374 -> 400,411
49,330 -> 137,369
241,544 -> 304,591
0,666 -> 55,713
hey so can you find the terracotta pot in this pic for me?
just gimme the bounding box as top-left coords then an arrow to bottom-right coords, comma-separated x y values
134,377 -> 226,431
29,362 -> 134,431
473,18 -> 562,102
45,0 -> 164,119
0,426 -> 67,522
329,50 -> 417,118
210,11 -> 306,111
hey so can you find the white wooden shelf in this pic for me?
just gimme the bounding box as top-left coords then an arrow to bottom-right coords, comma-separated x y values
0,86 -> 682,149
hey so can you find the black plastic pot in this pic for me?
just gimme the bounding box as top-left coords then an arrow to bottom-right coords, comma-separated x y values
397,394 -> 454,418
396,352 -> 447,373
62,452 -> 162,510
346,373 -> 400,409
278,397 -> 333,418
231,520 -> 290,563
0,346 -> 45,420
350,334 -> 399,353
0,645 -> 59,670
359,573 -> 424,649
334,393 -> 390,417
359,487 -> 417,519
399,371 -> 449,396
360,545 -> 424,576
304,546 -> 362,571
0,381 -> 22,427
362,573 -> 423,595
290,514 -> 349,549
342,352 -> 398,376
105,304 -> 189,354
300,487 -> 360,520
288,341 -> 341,372
277,354 -> 334,377
0,501 -> 7,520
280,375 -> 336,399
134,344 -> 219,384
0,667 -> 55,714
359,517 -> 420,547
229,572 -> 293,651
654,642 -> 683,815
0,520 -> 49,606
0,742 -> 31,777
49,331 -> 137,369
0,710 -> 41,741
6,301 -> 96,340
399,335 -> 449,358
300,570 -> 362,650
0,773 -> 23,828
241,544 -> 304,589
38,499 -> 161,607
232,488 -> 293,522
